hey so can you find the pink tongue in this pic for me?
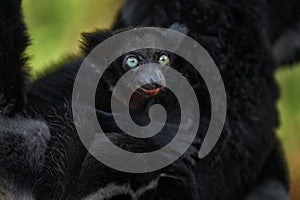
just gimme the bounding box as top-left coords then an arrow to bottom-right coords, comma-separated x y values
142,88 -> 160,95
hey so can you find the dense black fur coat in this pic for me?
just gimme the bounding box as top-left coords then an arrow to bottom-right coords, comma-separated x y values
0,0 -> 300,199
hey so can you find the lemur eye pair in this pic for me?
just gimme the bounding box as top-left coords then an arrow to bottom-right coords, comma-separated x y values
126,54 -> 170,68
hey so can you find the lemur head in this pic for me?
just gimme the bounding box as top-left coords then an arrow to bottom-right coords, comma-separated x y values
81,24 -> 188,108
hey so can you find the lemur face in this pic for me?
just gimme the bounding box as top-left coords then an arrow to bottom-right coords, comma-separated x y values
90,24 -> 188,109
122,49 -> 170,97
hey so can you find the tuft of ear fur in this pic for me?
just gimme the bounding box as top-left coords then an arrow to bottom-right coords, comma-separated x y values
163,23 -> 189,51
80,29 -> 114,55
169,23 -> 189,35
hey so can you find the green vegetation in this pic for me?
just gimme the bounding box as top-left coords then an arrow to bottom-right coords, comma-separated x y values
276,66 -> 300,200
22,1 -> 300,199
23,0 -> 120,76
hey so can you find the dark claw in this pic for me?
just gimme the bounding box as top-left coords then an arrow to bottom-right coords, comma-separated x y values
182,137 -> 202,167
183,146 -> 199,167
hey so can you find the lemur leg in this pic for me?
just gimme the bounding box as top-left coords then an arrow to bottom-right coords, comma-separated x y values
0,0 -> 50,199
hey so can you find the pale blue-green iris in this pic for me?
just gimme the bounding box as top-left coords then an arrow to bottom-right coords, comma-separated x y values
126,57 -> 139,68
159,55 -> 170,65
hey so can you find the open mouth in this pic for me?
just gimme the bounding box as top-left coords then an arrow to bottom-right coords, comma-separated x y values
138,83 -> 162,96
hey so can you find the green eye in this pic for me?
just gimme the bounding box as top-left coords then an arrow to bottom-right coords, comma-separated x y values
126,57 -> 139,68
159,55 -> 170,65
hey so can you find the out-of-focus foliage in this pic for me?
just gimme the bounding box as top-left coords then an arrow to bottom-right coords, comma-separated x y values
23,0 -> 121,76
276,66 -> 300,200
22,0 -> 300,199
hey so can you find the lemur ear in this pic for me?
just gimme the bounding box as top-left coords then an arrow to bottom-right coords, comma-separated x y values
168,23 -> 189,35
81,29 -> 114,54
163,23 -> 189,50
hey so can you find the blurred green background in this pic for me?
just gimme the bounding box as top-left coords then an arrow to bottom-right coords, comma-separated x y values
22,0 -> 300,199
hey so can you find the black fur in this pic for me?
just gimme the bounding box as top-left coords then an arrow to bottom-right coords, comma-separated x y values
0,0 -> 49,198
113,0 -> 300,66
0,0 -> 28,115
112,1 -> 299,198
1,0 -> 300,199
26,26 -> 201,199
